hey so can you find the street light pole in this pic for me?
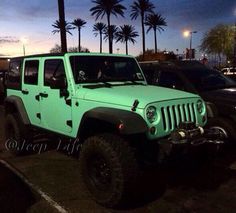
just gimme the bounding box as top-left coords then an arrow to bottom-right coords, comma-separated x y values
21,38 -> 27,56
23,44 -> 25,56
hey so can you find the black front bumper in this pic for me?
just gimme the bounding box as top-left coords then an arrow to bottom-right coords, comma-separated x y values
157,122 -> 225,162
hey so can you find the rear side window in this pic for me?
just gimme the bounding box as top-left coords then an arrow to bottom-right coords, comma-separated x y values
24,60 -> 39,85
6,59 -> 22,90
44,59 -> 65,86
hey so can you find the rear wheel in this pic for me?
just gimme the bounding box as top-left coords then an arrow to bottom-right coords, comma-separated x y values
79,133 -> 138,207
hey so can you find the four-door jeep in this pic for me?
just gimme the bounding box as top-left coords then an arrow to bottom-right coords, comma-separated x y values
4,53 -> 222,207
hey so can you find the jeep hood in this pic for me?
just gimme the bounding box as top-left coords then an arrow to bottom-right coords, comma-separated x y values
77,84 -> 199,109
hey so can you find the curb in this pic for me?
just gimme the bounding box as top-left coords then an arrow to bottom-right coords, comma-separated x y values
0,159 -> 68,213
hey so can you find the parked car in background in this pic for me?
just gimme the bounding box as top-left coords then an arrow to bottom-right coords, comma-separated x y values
0,69 -> 7,102
140,60 -> 236,142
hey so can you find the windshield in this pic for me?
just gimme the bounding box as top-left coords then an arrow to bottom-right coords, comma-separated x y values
70,56 -> 145,83
182,68 -> 236,91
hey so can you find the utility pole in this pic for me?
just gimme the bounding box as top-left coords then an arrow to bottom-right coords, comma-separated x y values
57,0 -> 67,53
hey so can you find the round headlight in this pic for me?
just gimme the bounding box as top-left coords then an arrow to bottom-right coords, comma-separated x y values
197,99 -> 204,113
146,106 -> 157,123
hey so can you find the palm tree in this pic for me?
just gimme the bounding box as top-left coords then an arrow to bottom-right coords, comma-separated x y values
116,25 -> 139,55
52,20 -> 74,35
104,25 -> 118,51
57,0 -> 67,52
71,18 -> 87,52
90,0 -> 126,54
145,13 -> 167,53
93,22 -> 106,53
130,0 -> 155,55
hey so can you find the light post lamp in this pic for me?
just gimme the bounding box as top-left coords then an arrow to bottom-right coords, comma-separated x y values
183,30 -> 197,60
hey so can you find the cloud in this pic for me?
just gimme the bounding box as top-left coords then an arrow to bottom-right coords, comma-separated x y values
0,36 -> 20,44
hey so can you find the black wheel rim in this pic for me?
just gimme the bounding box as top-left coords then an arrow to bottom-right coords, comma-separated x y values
87,154 -> 112,191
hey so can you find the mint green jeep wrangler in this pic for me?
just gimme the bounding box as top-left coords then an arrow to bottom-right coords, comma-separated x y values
4,53 -> 222,207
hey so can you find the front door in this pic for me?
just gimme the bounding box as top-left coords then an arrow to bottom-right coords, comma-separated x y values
40,58 -> 72,134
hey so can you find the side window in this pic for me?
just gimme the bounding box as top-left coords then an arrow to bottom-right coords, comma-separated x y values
24,60 -> 39,85
158,71 -> 185,90
7,59 -> 22,89
44,59 -> 65,86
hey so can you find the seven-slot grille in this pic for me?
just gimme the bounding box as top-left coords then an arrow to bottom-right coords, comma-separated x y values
161,103 -> 197,132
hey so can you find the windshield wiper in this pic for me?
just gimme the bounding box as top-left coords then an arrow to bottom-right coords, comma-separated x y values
127,80 -> 145,85
114,78 -> 145,85
100,80 -> 112,87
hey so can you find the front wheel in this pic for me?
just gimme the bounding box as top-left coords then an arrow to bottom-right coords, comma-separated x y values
79,133 -> 138,207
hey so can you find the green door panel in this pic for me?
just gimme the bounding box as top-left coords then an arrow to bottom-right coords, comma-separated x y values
40,58 -> 72,134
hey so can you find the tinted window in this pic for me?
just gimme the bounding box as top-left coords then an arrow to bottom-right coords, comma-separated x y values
7,59 -> 22,89
24,60 -> 39,85
159,71 -> 185,90
44,59 -> 65,86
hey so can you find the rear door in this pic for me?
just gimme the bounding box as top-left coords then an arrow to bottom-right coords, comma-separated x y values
21,58 -> 41,125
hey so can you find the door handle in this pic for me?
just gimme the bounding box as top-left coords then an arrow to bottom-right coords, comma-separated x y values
39,92 -> 48,98
22,89 -> 29,95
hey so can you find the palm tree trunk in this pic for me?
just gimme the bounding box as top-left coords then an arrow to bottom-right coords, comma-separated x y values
126,40 -> 128,55
78,28 -> 81,52
107,14 -> 112,54
100,32 -> 102,53
154,29 -> 157,53
141,13 -> 145,57
218,52 -> 222,67
57,0 -> 67,53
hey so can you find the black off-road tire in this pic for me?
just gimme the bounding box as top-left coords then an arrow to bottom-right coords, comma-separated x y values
4,113 -> 30,155
79,133 -> 138,207
207,117 -> 236,142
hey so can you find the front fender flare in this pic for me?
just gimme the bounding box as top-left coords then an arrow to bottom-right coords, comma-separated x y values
80,107 -> 148,135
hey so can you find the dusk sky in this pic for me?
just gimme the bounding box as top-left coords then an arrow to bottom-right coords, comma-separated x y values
0,0 -> 235,57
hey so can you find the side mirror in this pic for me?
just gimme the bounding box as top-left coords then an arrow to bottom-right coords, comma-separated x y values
49,76 -> 67,89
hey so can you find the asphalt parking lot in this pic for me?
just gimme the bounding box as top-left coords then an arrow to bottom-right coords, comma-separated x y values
1,105 -> 236,213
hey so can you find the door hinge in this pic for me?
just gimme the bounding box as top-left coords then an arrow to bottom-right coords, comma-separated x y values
66,120 -> 72,127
